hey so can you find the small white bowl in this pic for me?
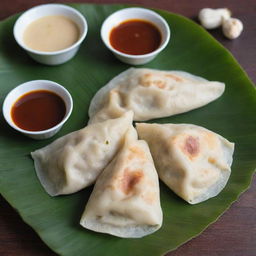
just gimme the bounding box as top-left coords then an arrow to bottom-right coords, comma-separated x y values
13,4 -> 88,65
101,7 -> 170,65
2,80 -> 73,140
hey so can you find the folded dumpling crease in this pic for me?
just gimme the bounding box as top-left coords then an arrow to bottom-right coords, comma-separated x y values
80,127 -> 163,238
31,111 -> 134,196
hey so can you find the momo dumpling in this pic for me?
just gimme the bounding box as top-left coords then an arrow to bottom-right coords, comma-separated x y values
136,123 -> 234,204
80,128 -> 163,238
89,68 -> 225,123
31,111 -> 133,196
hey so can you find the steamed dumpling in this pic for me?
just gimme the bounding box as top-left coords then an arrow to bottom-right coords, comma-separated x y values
31,111 -> 133,196
89,68 -> 225,123
136,123 -> 234,204
80,128 -> 163,238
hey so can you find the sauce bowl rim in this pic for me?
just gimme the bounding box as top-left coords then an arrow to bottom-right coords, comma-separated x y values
101,7 -> 171,59
2,80 -> 73,136
13,3 -> 88,56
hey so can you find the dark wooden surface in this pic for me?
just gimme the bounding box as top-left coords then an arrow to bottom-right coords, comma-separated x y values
0,1 -> 255,256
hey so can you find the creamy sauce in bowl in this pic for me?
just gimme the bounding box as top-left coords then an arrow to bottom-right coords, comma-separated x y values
23,15 -> 80,52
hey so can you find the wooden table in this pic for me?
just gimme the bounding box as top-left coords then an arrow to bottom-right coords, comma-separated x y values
0,1 -> 255,256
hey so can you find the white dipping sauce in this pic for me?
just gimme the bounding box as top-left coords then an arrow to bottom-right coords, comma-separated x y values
23,15 -> 80,52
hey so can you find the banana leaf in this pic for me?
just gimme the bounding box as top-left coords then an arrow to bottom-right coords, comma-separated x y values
0,3 -> 255,256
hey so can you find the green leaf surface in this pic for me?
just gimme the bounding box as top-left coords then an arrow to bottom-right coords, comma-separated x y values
0,4 -> 255,256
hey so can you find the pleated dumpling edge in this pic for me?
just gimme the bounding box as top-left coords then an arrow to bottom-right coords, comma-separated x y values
88,68 -> 225,123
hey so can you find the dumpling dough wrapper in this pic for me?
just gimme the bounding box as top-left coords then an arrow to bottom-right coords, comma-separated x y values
136,123 -> 234,204
89,68 -> 225,123
31,111 -> 133,196
80,128 -> 163,238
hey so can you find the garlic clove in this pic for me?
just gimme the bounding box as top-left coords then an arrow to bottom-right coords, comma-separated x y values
222,18 -> 243,39
199,8 -> 231,29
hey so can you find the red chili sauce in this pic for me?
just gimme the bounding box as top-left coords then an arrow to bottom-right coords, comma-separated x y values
109,19 -> 162,55
11,90 -> 66,131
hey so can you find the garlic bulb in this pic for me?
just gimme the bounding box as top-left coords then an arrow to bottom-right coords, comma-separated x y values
222,18 -> 243,39
198,8 -> 231,29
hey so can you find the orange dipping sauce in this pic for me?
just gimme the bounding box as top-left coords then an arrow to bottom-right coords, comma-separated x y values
11,90 -> 66,131
109,19 -> 162,55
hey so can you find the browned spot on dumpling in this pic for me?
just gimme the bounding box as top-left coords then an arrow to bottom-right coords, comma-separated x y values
128,146 -> 146,160
183,136 -> 200,158
121,168 -> 143,195
165,74 -> 183,82
108,89 -> 127,109
154,80 -> 166,89
204,131 -> 218,149
139,73 -> 151,87
144,73 -> 151,78
139,73 -> 166,89
208,157 -> 216,164
109,89 -> 120,101
108,89 -> 119,100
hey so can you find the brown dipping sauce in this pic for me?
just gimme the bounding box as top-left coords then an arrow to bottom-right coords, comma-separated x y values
11,90 -> 66,131
109,19 -> 162,55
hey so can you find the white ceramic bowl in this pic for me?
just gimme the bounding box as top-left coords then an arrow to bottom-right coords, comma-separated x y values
101,7 -> 170,65
2,80 -> 73,139
13,4 -> 88,65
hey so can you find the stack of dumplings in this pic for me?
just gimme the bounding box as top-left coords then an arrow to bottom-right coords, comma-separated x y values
31,68 -> 234,238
